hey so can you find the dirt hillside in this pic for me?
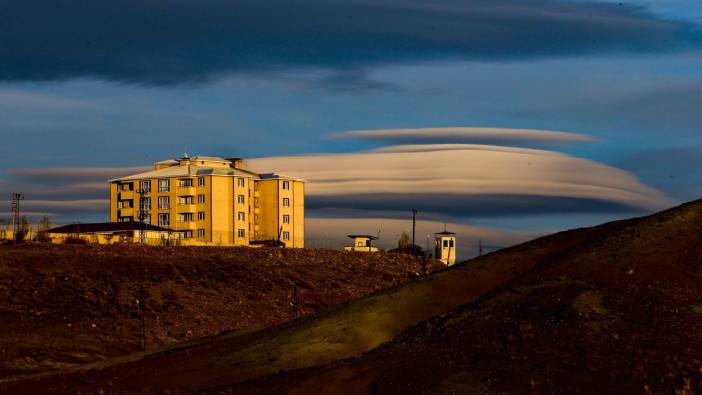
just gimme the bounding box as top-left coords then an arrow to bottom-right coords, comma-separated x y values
0,244 -> 441,379
4,200 -> 702,394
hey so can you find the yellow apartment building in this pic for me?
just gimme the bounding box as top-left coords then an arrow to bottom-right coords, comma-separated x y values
109,156 -> 304,248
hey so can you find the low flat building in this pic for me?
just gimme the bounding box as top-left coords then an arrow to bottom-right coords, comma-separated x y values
109,156 -> 305,247
344,235 -> 379,252
47,222 -> 179,245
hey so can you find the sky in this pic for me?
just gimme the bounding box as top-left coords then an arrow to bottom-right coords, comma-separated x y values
1,0 -> 701,258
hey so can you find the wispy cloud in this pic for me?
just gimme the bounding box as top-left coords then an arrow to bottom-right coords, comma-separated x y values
0,0 -> 697,85
328,127 -> 594,146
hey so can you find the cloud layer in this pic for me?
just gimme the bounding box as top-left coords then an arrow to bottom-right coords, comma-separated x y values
329,127 -> 594,146
248,144 -> 672,217
1,0 -> 697,85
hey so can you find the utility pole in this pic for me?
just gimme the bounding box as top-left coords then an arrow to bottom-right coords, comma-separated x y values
411,209 -> 417,257
10,193 -> 23,240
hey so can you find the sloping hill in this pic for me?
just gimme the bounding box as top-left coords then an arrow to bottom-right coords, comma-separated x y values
0,245 -> 441,379
4,200 -> 702,394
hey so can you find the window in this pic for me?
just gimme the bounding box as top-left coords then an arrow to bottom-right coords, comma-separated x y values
197,229 -> 205,238
183,230 -> 193,239
140,197 -> 151,210
237,195 -> 245,204
179,213 -> 194,222
282,214 -> 290,224
237,178 -> 245,187
237,212 -> 245,221
118,216 -> 133,222
237,228 -> 245,238
254,214 -> 260,224
198,211 -> 205,221
179,178 -> 193,188
198,194 -> 205,204
158,179 -> 170,192
282,181 -> 290,190
141,214 -> 151,224
118,200 -> 133,209
449,240 -> 454,247
198,177 -> 205,187
282,231 -> 290,241
158,213 -> 169,226
158,196 -> 169,209
117,182 -> 133,191
179,196 -> 194,205
254,197 -> 259,208
283,198 -> 290,207
139,180 -> 151,193
443,240 -> 449,248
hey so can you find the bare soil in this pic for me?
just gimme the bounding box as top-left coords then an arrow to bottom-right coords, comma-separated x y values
0,244 -> 441,379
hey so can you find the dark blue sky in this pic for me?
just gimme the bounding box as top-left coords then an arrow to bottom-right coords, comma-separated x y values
1,0 -> 700,256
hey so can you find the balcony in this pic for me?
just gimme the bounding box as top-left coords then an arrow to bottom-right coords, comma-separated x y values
177,203 -> 196,212
118,207 -> 134,217
175,221 -> 197,230
118,191 -> 134,200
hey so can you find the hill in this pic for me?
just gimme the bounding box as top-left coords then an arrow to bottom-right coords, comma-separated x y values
0,244 -> 441,379
3,199 -> 702,394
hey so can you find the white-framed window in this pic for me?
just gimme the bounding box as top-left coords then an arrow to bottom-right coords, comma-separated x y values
179,196 -> 194,205
158,213 -> 169,226
198,177 -> 205,186
158,179 -> 170,192
140,180 -> 151,193
183,230 -> 193,239
282,231 -> 290,241
237,228 -> 245,238
237,178 -> 245,187
179,213 -> 194,222
283,198 -> 290,207
179,178 -> 193,187
237,212 -> 245,221
118,200 -> 133,209
197,229 -> 205,238
198,194 -> 205,204
158,196 -> 169,209
198,211 -> 205,221
141,214 -> 151,224
282,181 -> 290,190
237,195 -> 245,204
140,197 -> 151,210
282,214 -> 290,224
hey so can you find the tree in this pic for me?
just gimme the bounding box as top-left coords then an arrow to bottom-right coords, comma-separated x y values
16,215 -> 29,242
398,231 -> 411,250
37,215 -> 51,242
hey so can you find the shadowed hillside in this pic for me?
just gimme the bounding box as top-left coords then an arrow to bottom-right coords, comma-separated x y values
0,245 -> 441,379
3,200 -> 702,394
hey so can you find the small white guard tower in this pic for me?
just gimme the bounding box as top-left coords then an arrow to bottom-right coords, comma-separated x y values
435,230 -> 456,266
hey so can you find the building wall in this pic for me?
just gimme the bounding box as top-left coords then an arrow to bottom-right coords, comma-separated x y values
210,176 -> 233,245
292,181 -> 305,248
256,179 -> 279,242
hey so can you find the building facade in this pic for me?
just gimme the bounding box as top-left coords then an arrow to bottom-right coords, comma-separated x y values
109,156 -> 304,247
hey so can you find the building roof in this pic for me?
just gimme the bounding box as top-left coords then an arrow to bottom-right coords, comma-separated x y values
347,235 -> 378,240
435,231 -> 456,236
48,222 -> 173,234
110,164 -> 261,182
